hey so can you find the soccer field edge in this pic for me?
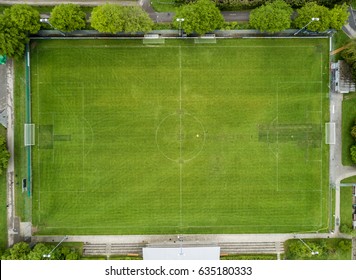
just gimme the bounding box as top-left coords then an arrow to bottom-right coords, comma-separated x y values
23,37 -> 330,236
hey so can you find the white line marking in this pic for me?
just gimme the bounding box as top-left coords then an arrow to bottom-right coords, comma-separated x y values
179,46 -> 183,227
36,48 -> 41,223
320,52 -> 323,224
82,86 -> 85,192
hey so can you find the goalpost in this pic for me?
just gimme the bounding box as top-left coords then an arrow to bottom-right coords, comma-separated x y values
194,34 -> 217,44
24,124 -> 35,146
143,34 -> 165,45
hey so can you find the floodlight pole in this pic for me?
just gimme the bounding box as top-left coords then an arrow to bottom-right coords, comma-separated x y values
178,235 -> 184,256
296,237 -> 319,256
43,235 -> 68,259
176,18 -> 185,37
40,18 -> 66,36
294,17 -> 319,35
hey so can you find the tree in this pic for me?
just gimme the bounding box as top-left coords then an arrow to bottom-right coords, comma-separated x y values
121,6 -> 153,33
0,4 -> 40,59
294,2 -> 330,32
351,121 -> 356,139
173,0 -> 224,35
0,18 -> 27,58
285,0 -> 308,7
3,4 -> 41,34
1,242 -> 82,260
2,242 -> 30,260
0,135 -> 10,175
27,243 -> 51,260
249,0 -> 293,33
329,4 -> 349,30
341,41 -> 356,81
50,4 -> 86,32
212,0 -> 266,10
90,4 -> 124,34
350,144 -> 356,164
59,246 -> 80,260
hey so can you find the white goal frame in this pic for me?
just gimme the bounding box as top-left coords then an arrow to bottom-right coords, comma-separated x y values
24,123 -> 35,146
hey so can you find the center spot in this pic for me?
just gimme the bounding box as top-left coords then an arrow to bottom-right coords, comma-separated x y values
156,112 -> 205,163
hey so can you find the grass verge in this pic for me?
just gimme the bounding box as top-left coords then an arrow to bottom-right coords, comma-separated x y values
342,92 -> 356,166
220,254 -> 277,260
14,57 -> 31,222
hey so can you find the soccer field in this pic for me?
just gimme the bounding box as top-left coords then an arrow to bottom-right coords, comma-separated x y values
30,39 -> 330,235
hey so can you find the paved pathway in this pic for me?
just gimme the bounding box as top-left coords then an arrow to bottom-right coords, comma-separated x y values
5,59 -> 17,247
32,232 -> 346,257
0,63 -> 8,127
32,232 -> 338,244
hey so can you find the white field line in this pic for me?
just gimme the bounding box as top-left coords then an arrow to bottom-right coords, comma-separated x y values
52,114 -> 54,163
44,223 -> 320,229
40,190 -> 87,193
82,86 -> 85,192
320,52 -> 323,224
36,48 -> 41,224
35,42 -> 327,232
40,45 -> 318,49
276,84 -> 279,192
179,45 -> 183,227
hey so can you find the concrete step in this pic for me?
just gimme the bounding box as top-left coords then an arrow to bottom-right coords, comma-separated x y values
83,243 -> 145,256
219,242 -> 284,254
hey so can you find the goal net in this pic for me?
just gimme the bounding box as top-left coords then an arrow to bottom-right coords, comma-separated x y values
194,34 -> 217,44
143,34 -> 165,45
325,122 -> 335,144
24,124 -> 35,146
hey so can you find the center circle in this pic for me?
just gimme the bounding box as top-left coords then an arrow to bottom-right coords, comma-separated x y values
156,112 -> 205,163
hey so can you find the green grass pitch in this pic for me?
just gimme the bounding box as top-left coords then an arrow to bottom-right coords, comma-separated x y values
30,39 -> 330,235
